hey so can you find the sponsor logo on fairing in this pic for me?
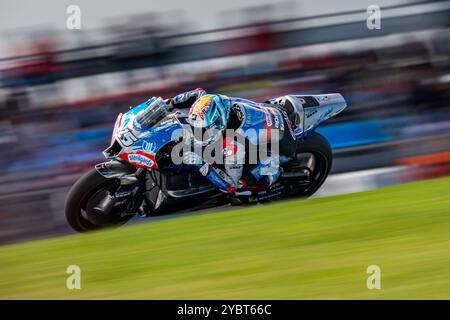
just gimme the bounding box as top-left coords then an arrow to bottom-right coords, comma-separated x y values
128,153 -> 155,168
306,109 -> 318,118
141,141 -> 155,153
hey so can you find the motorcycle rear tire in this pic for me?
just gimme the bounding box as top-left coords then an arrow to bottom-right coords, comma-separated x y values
292,132 -> 333,197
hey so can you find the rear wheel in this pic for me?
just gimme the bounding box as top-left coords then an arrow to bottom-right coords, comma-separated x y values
284,132 -> 332,197
65,169 -> 134,232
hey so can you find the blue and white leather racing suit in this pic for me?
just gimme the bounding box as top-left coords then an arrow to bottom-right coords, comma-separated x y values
169,89 -> 297,194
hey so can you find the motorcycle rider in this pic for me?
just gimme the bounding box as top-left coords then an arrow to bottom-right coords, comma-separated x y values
166,88 -> 302,194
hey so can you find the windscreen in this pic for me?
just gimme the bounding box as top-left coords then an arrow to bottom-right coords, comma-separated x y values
135,97 -> 169,128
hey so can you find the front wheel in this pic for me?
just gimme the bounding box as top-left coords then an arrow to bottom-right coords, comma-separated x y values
64,169 -> 134,232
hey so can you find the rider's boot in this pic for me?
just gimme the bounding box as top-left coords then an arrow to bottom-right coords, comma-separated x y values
281,96 -> 303,131
267,96 -> 303,132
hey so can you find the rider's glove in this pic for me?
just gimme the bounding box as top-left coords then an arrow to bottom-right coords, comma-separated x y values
164,98 -> 174,111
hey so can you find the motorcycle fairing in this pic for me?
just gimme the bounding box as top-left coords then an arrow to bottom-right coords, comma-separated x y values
105,98 -> 184,169
286,94 -> 347,137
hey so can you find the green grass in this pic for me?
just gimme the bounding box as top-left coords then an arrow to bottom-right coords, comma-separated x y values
1,177 -> 450,299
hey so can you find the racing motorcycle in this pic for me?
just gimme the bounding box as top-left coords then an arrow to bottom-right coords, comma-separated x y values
65,94 -> 347,232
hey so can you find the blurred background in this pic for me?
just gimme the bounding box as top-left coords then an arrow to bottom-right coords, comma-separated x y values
0,0 -> 449,245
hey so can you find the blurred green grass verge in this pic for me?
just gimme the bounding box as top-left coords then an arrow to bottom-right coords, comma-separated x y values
1,177 -> 450,299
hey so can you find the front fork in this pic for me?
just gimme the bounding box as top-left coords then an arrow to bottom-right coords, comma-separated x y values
95,159 -> 146,217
